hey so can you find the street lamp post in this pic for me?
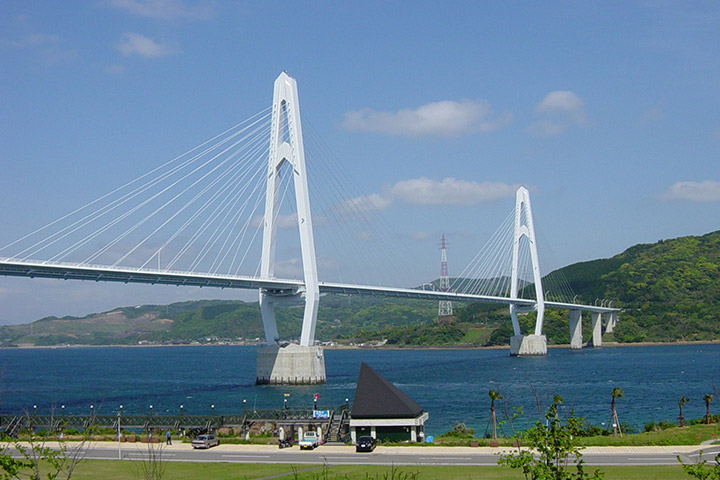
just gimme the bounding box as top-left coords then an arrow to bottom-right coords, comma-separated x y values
283,398 -> 287,410
117,406 -> 122,460
242,399 -> 246,413
180,405 -> 184,416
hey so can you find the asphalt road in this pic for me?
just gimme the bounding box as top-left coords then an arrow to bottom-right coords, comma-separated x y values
76,442 -> 720,467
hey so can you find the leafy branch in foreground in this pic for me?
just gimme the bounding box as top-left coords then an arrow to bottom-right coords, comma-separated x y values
0,411 -> 92,480
679,452 -> 720,480
498,396 -> 604,480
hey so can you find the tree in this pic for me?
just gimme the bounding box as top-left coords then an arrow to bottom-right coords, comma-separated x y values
0,411 -> 91,480
704,394 -> 714,425
678,451 -> 720,480
489,389 -> 503,441
498,397 -> 604,480
610,387 -> 624,437
679,395 -> 690,427
134,440 -> 166,480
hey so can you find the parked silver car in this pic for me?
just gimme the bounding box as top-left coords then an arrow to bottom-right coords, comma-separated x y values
191,434 -> 220,449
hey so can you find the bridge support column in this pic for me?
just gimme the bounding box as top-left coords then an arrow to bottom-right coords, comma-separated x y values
509,334 -> 547,356
569,310 -> 583,350
256,344 -> 326,385
591,312 -> 603,347
605,312 -> 616,333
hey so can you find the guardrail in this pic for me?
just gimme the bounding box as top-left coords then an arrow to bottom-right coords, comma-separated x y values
0,407 -> 348,437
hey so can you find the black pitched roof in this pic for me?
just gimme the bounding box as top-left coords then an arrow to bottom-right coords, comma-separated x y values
350,362 -> 424,419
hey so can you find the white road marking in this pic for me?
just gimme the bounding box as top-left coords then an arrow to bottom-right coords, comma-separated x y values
220,454 -> 272,458
322,456 -> 370,460
626,457 -> 677,461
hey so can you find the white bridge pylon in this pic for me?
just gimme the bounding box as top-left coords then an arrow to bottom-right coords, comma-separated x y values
509,186 -> 545,337
259,72 -> 319,347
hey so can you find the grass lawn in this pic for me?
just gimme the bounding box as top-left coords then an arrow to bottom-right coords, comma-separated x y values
422,422 -> 719,447
60,461 -> 690,479
575,423 -> 720,446
64,460 -> 321,479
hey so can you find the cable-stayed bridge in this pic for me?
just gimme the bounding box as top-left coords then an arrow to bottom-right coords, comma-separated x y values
0,72 -> 618,384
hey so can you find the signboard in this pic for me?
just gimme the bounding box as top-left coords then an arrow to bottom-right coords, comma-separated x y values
312,410 -> 330,419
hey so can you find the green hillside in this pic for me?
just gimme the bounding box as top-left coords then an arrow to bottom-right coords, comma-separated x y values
1,230 -> 718,347
564,230 -> 720,342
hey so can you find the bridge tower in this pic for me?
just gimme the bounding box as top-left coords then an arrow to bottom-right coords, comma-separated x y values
438,234 -> 453,319
255,72 -> 325,384
508,186 -> 547,356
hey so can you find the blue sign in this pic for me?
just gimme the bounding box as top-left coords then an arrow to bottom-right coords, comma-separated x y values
312,410 -> 330,419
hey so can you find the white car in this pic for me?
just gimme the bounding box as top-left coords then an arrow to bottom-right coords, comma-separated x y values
191,434 -> 220,449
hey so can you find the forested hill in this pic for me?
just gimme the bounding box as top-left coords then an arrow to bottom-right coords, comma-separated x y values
0,230 -> 718,347
556,230 -> 720,342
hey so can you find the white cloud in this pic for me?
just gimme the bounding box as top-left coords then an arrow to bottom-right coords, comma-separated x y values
274,257 -> 302,278
387,177 -> 518,206
116,32 -> 178,58
336,194 -> 391,214
5,33 -> 77,65
535,91 -> 585,116
661,180 -> 720,202
7,33 -> 59,48
109,0 -> 215,21
528,91 -> 586,136
342,99 -> 512,137
330,178 -> 519,212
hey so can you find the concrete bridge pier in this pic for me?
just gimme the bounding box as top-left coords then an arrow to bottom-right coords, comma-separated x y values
256,344 -> 326,385
509,334 -> 547,356
569,310 -> 583,350
590,312 -> 603,347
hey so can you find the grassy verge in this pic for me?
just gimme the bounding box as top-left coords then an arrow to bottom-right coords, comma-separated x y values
574,423 -> 720,446
388,422 -> 720,447
55,461 -> 691,479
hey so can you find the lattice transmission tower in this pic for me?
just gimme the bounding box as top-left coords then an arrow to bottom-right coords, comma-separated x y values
438,234 -> 453,318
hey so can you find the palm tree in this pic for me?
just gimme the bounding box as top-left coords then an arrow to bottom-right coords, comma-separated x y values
704,394 -> 714,425
489,389 -> 503,441
611,387 -> 624,437
678,395 -> 690,427
552,395 -> 563,420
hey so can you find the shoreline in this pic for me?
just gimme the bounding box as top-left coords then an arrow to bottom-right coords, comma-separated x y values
2,339 -> 719,351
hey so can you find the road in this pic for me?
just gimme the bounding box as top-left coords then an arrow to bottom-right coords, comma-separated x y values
71,442 -> 720,467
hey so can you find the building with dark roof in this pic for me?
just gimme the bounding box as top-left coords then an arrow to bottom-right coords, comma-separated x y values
350,362 -> 429,443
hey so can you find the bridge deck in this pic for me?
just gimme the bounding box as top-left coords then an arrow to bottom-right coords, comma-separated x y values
0,257 -> 618,313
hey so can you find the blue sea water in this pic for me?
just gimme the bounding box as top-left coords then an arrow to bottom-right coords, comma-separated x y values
0,344 -> 718,436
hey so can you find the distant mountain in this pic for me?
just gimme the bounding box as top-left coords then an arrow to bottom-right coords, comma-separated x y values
0,296 -> 437,347
1,231 -> 718,347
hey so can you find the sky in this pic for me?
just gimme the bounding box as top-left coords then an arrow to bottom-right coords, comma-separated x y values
1,1 -> 719,325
